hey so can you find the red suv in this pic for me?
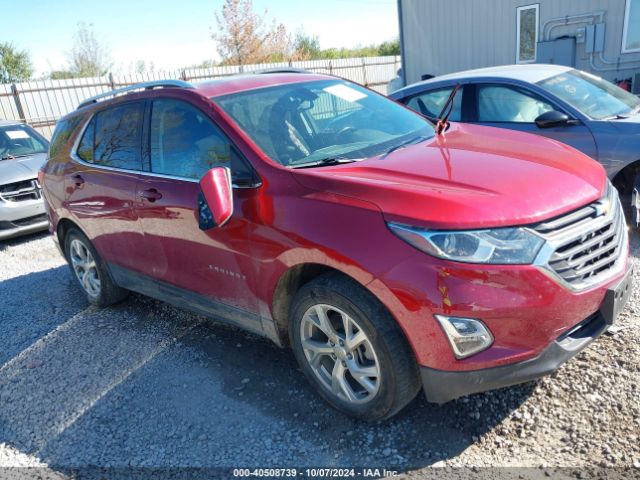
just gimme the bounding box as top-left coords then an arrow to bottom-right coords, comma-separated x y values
41,73 -> 633,420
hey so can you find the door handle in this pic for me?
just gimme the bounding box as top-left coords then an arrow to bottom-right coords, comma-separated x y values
72,174 -> 84,187
139,188 -> 163,202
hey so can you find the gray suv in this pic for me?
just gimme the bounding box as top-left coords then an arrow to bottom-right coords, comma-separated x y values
390,65 -> 640,224
0,120 -> 49,240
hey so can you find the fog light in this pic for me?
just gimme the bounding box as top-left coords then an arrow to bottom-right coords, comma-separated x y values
435,315 -> 493,359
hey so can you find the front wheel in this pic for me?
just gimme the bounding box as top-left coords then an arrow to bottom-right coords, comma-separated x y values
289,274 -> 421,421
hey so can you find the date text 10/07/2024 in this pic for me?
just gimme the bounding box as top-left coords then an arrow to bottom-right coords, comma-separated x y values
232,468 -> 399,478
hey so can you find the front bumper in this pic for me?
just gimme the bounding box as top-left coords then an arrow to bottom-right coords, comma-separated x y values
420,259 -> 633,403
0,216 -> 48,240
0,197 -> 47,240
421,310 -> 609,404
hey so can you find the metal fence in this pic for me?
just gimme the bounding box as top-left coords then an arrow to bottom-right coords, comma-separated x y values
0,56 -> 401,138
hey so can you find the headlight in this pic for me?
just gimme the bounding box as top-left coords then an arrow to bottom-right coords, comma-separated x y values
387,223 -> 544,264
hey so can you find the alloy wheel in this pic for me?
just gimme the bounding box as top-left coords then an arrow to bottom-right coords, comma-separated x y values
69,239 -> 101,297
300,304 -> 381,404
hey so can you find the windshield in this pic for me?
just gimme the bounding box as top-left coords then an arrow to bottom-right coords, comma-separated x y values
537,70 -> 640,120
0,124 -> 48,160
214,79 -> 434,167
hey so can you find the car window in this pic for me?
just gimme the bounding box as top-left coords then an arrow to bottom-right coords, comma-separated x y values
150,98 -> 255,183
538,70 -> 640,120
405,88 -> 462,121
477,85 -> 554,123
0,124 -> 48,159
304,89 -> 364,130
50,118 -> 80,159
90,102 -> 144,170
77,119 -> 95,162
214,79 -> 434,167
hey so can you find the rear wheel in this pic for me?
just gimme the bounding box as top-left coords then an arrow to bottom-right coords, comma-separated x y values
64,228 -> 128,307
289,274 -> 421,421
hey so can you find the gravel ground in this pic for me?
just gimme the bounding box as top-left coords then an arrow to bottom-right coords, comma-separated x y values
0,230 -> 638,478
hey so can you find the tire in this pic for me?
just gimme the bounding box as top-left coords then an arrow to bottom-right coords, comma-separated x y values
64,228 -> 128,307
289,273 -> 421,421
619,190 -> 639,229
615,169 -> 639,228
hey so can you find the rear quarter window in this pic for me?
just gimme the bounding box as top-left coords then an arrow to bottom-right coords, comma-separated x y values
49,116 -> 83,158
77,119 -> 95,162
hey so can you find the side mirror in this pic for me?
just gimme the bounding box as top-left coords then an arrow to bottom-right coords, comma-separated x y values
535,110 -> 573,129
198,167 -> 233,230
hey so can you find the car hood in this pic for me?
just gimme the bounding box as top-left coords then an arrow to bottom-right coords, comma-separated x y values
292,124 -> 606,229
609,113 -> 640,133
0,153 -> 47,185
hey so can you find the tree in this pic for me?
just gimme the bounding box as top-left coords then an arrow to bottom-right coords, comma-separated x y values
132,60 -> 155,74
50,70 -> 75,80
0,42 -> 33,84
134,60 -> 146,74
377,38 -> 400,56
191,59 -> 218,69
68,22 -> 111,77
292,32 -> 321,61
211,0 -> 292,65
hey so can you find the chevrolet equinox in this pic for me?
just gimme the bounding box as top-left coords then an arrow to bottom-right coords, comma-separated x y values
41,74 -> 633,420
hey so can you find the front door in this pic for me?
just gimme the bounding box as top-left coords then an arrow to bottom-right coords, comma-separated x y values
134,97 -> 260,315
471,83 -> 598,159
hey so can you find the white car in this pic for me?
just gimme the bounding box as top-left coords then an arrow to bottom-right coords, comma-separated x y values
0,120 -> 50,240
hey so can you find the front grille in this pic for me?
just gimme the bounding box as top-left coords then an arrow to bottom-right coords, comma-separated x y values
532,184 -> 627,290
0,179 -> 41,202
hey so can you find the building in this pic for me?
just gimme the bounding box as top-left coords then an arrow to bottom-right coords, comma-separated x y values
397,0 -> 640,91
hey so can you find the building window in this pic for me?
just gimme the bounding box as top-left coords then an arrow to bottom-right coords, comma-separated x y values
516,4 -> 539,63
623,0 -> 640,53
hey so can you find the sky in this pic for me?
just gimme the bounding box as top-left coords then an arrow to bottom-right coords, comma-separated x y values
2,0 -> 399,76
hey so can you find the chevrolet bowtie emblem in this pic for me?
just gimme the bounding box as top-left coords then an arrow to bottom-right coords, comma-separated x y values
594,199 -> 610,217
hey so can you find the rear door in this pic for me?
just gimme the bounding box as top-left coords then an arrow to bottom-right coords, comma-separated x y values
134,97 -> 261,314
64,101 -> 146,272
469,83 -> 598,158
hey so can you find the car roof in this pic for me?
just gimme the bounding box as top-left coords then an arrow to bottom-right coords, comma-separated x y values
194,72 -> 335,98
68,73 -> 337,118
0,119 -> 22,127
394,64 -> 573,97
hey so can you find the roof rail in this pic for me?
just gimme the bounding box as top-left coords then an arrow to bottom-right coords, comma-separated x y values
255,67 -> 312,75
77,80 -> 194,109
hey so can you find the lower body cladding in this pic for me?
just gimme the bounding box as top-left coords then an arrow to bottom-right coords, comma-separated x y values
419,265 -> 635,404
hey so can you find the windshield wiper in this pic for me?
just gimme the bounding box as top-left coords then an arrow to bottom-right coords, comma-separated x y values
379,135 -> 429,160
0,153 -> 36,160
289,157 -> 359,169
435,83 -> 462,135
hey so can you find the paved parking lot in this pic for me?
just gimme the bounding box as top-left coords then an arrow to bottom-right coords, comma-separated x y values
0,231 -> 639,477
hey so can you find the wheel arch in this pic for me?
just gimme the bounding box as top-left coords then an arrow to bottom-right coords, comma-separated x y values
271,263 -> 342,342
56,217 -> 88,257
269,262 -> 418,363
270,263 -> 394,344
611,159 -> 640,193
